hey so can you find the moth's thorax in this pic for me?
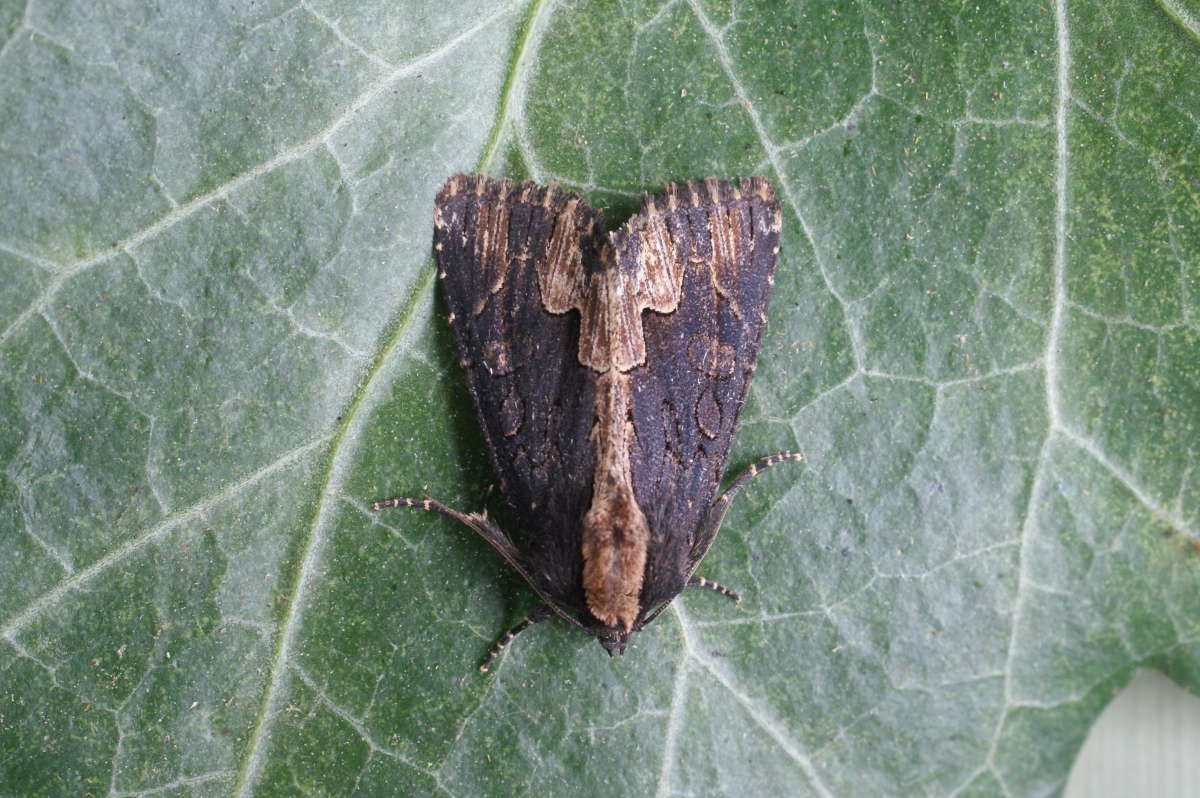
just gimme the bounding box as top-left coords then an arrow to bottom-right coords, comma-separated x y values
581,371 -> 648,631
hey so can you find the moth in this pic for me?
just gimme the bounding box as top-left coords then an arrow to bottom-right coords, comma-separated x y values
375,173 -> 799,671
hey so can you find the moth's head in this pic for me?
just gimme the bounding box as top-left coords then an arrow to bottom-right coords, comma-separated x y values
594,627 -> 631,656
584,596 -> 678,656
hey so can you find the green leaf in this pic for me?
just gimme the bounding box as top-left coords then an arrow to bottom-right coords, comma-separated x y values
2,0 -> 1198,795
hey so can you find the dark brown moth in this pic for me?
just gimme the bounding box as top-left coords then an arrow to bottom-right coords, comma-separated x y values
375,173 -> 799,671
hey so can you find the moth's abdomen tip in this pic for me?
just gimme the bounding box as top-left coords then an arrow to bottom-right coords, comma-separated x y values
478,664 -> 489,673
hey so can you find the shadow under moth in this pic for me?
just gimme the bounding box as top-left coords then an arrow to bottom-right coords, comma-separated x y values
375,173 -> 799,671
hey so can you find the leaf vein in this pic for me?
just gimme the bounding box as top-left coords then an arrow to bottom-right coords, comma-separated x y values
0,2 -> 520,349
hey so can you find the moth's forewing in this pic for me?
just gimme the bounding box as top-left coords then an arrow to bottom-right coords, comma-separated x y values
433,175 -> 601,611
622,179 -> 782,612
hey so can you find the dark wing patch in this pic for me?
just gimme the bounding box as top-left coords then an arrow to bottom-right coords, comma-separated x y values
434,174 -> 606,607
617,177 -> 783,608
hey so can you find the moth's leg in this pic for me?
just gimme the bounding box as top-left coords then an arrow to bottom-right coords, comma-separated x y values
374,497 -> 564,672
372,495 -> 531,584
373,495 -> 483,528
640,576 -> 743,629
716,453 -> 804,508
480,603 -> 555,673
686,575 -> 741,604
688,453 -> 804,573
